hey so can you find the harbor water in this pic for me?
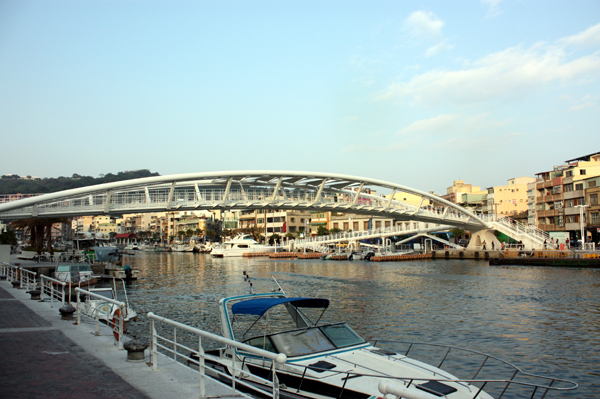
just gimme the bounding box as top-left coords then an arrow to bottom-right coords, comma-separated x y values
120,252 -> 599,398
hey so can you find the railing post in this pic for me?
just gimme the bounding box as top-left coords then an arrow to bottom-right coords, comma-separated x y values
76,290 -> 81,325
272,361 -> 280,399
151,319 -> 158,371
118,304 -> 124,350
198,336 -> 206,399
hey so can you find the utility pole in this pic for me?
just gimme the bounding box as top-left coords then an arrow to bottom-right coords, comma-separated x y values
575,204 -> 590,246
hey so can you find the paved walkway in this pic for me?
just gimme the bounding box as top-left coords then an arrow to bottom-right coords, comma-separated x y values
0,280 -> 247,399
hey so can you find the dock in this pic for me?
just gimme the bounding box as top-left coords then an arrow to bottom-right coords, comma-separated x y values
0,278 -> 249,399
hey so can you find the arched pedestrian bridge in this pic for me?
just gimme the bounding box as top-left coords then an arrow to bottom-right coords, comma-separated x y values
0,171 -> 548,248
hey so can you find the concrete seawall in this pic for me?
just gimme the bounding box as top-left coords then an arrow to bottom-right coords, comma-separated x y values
430,250 -> 502,260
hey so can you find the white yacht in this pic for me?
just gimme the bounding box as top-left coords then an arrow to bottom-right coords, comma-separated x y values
211,234 -> 275,257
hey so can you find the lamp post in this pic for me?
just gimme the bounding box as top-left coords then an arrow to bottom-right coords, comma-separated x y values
575,204 -> 590,247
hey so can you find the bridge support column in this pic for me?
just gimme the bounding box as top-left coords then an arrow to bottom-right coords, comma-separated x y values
467,229 -> 501,251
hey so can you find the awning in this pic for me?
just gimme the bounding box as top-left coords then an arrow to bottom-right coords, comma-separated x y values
231,297 -> 329,316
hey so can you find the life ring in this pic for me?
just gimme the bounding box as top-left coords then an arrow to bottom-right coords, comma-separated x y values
112,308 -> 124,341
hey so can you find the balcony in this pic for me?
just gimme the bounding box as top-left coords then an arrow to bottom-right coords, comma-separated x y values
564,207 -> 581,216
563,189 -> 584,200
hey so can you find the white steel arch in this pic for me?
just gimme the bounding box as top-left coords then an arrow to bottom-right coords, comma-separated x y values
0,171 -> 490,230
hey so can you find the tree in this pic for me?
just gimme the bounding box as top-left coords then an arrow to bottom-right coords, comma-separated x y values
285,232 -> 295,239
0,229 -> 17,245
10,217 -> 69,254
316,226 -> 329,236
330,227 -> 342,234
269,233 -> 281,245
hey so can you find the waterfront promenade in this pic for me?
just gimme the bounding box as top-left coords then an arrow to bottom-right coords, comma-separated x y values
0,280 -> 247,399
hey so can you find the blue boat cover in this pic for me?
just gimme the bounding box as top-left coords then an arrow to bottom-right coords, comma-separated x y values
231,297 -> 330,316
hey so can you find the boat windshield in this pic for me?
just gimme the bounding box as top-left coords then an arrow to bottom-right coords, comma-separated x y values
91,289 -> 114,299
264,323 -> 366,357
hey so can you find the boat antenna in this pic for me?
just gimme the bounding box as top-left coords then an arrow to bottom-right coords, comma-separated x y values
243,271 -> 255,294
271,276 -> 286,296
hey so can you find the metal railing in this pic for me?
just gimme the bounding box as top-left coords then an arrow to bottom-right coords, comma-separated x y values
1,263 -> 38,290
75,287 -> 126,350
371,339 -> 578,399
40,275 -> 67,307
147,312 -> 287,399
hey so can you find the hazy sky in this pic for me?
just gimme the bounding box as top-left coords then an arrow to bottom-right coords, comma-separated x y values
1,1 -> 599,193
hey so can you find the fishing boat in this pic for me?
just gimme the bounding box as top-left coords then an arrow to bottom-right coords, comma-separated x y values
203,286 -> 578,399
211,234 -> 275,257
52,263 -> 97,288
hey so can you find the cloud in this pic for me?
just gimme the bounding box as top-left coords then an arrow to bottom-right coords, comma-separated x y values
397,113 -> 510,137
405,11 -> 444,40
481,0 -> 503,18
569,101 -> 595,111
397,114 -> 460,135
376,39 -> 600,106
560,23 -> 600,47
404,11 -> 452,57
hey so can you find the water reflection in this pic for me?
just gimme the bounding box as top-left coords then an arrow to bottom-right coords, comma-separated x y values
123,252 -> 599,398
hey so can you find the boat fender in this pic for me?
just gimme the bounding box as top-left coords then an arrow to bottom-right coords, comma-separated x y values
112,309 -> 124,341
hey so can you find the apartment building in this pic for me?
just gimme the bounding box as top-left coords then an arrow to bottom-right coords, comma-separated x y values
483,177 -> 535,219
586,175 -> 600,243
329,213 -> 394,232
441,180 -> 487,211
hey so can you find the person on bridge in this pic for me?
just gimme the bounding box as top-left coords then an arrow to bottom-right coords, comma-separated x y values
482,240 -> 487,250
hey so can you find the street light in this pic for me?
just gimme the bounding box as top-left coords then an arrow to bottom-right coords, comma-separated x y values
575,204 -> 590,247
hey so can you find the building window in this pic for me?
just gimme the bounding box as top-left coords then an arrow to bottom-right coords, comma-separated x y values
291,218 -> 295,222
576,183 -> 583,190
364,221 -> 369,230
581,169 -> 586,175
333,222 -> 338,228
566,170 -> 573,177
300,219 -> 304,223
591,194 -> 598,205
353,221 -> 359,230
589,181 -> 597,188
343,222 -> 349,231
592,212 -> 599,224
564,184 -> 573,192
385,221 -> 391,227
375,221 -> 381,228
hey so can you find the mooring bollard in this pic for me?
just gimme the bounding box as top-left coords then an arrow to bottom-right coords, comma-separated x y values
123,340 -> 149,363
59,304 -> 76,320
27,290 -> 41,300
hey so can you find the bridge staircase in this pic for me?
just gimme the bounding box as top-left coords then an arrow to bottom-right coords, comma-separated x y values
486,216 -> 550,250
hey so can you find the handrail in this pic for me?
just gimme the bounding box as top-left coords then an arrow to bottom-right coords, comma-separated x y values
19,267 -> 37,290
370,339 -> 578,398
147,311 -> 286,399
40,275 -> 67,307
75,287 -> 125,349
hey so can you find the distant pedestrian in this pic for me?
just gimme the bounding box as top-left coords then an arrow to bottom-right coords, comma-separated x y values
544,239 -> 547,249
491,241 -> 495,250
501,242 -> 505,251
482,240 -> 487,250
565,238 -> 569,250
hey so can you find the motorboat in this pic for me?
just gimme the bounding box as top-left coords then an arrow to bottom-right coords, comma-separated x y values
171,243 -> 194,252
90,247 -> 139,280
194,243 -> 213,253
203,289 -> 578,399
211,234 -> 275,257
124,243 -> 140,250
52,263 -> 97,288
77,278 -> 138,328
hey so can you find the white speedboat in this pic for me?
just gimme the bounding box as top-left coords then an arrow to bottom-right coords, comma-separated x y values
211,234 -> 275,257
203,291 -> 578,399
171,244 -> 194,252
77,278 -> 137,330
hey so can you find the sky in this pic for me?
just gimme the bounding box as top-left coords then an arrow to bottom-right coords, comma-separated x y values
1,0 -> 599,194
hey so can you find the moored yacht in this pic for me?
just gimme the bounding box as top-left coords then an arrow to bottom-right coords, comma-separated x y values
202,290 -> 578,399
211,234 -> 275,257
